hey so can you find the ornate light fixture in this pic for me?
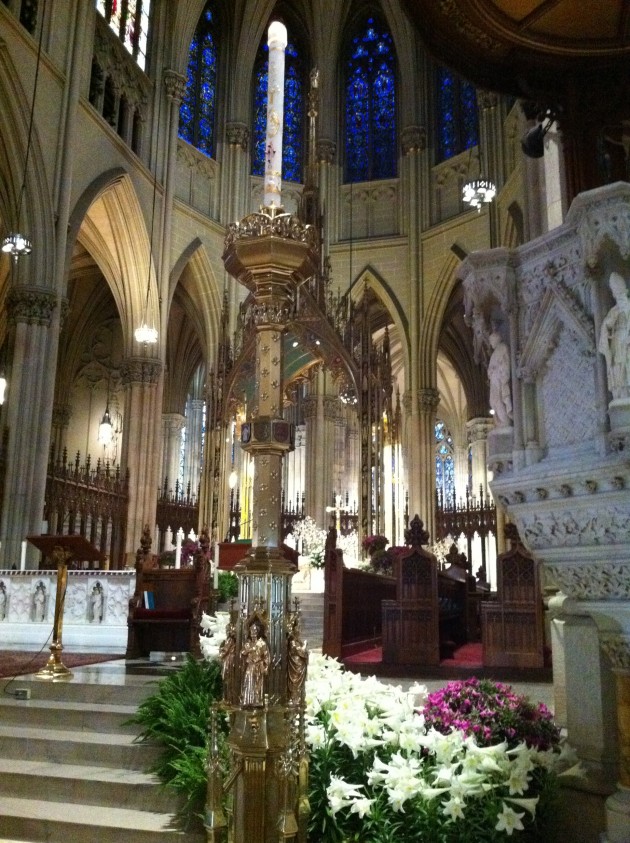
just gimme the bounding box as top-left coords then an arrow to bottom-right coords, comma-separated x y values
98,402 -> 113,445
462,178 -> 496,211
1,233 -> 32,258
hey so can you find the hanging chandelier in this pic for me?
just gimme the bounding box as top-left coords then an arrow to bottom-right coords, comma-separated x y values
98,403 -> 113,445
462,178 -> 496,211
1,233 -> 32,257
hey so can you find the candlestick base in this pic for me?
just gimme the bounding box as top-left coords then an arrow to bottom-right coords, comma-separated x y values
34,643 -> 73,681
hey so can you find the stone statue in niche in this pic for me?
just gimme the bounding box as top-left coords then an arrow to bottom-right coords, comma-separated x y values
90,581 -> 104,623
33,581 -> 47,622
487,331 -> 513,427
599,272 -> 630,400
286,612 -> 308,705
219,616 -> 237,703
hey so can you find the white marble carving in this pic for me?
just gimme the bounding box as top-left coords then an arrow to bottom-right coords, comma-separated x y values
488,331 -> 512,426
522,507 -> 630,550
599,272 -> 630,400
599,632 -> 630,669
541,327 -> 598,447
545,562 -> 630,600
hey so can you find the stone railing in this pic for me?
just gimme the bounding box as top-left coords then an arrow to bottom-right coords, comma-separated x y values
0,569 -> 135,651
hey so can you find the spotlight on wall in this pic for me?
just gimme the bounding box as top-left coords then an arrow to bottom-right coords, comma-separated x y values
521,119 -> 553,159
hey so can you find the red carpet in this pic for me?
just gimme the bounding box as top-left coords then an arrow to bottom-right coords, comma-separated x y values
0,650 -> 122,679
344,643 -> 482,668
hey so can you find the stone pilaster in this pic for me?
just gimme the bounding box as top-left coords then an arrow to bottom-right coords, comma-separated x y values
161,413 -> 186,493
120,357 -> 163,558
182,398 -> 204,496
417,387 -> 440,534
0,288 -> 58,568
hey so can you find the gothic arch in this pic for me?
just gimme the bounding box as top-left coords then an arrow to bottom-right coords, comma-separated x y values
169,238 -> 222,365
348,266 -> 409,381
420,251 -> 461,386
72,172 -> 160,357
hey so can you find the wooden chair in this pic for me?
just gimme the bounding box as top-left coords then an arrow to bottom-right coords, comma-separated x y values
126,527 -> 211,658
482,524 -> 544,668
381,516 -> 440,666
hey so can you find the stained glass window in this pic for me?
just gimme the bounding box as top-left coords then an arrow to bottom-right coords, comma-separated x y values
252,40 -> 304,183
435,420 -> 455,503
179,4 -> 217,158
344,15 -> 396,183
96,0 -> 150,70
436,66 -> 479,162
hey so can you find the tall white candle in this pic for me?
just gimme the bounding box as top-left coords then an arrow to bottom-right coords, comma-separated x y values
213,542 -> 219,589
175,530 -> 182,569
263,21 -> 288,209
20,540 -> 26,571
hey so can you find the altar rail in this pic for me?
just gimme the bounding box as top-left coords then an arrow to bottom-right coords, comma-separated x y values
0,569 -> 135,650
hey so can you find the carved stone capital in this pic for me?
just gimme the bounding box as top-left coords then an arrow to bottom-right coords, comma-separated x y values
544,561 -> 630,600
600,633 -> 630,670
162,413 -> 186,435
316,139 -> 336,164
7,287 -> 57,326
302,396 -> 317,421
52,402 -> 72,428
163,70 -> 187,103
466,416 -> 494,443
323,396 -> 341,421
478,89 -> 499,110
401,125 -> 426,154
418,388 -> 440,413
120,357 -> 162,385
226,122 -> 250,151
402,390 -> 413,413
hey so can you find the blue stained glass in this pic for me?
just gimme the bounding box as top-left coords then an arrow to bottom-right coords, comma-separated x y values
437,66 -> 479,162
435,456 -> 443,490
179,3 -> 217,158
444,456 -> 455,499
344,15 -> 396,183
252,38 -> 304,183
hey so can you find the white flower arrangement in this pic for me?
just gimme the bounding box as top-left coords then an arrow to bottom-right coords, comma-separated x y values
199,619 -> 571,840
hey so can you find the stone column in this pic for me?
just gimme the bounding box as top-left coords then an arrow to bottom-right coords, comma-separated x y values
302,392 -> 321,524
50,402 -> 72,463
224,123 -> 251,333
120,358 -> 163,559
418,387 -> 440,534
467,417 -> 494,494
1,287 -> 57,568
161,413 -> 186,492
182,398 -> 204,496
601,637 -> 630,842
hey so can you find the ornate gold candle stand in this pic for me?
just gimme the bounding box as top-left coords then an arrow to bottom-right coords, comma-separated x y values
206,208 -> 317,843
35,545 -> 73,681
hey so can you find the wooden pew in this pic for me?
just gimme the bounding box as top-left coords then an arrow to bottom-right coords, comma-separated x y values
126,556 -> 211,658
322,529 -> 396,659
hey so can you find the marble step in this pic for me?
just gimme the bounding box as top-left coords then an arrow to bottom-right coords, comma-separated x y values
7,672 -> 160,707
0,724 -> 162,770
0,796 -> 205,843
0,697 -> 139,733
0,758 -> 183,813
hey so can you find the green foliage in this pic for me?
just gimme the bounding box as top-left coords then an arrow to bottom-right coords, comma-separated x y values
217,570 -> 238,604
127,656 -> 223,815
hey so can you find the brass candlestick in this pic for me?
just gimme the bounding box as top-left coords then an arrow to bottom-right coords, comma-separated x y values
209,206 -> 317,843
35,545 -> 73,681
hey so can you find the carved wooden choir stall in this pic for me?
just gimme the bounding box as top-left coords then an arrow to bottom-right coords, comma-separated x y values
126,525 -> 212,658
481,523 -> 545,668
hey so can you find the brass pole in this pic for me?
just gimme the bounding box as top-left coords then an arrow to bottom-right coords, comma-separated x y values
35,546 -> 73,681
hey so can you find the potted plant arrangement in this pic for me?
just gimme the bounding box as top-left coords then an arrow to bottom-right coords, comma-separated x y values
130,619 -> 573,841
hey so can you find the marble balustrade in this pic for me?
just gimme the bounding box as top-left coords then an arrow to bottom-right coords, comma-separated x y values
0,569 -> 135,650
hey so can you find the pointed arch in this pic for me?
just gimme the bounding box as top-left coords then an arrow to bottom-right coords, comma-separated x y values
348,265 -> 409,378
72,172 -> 160,357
